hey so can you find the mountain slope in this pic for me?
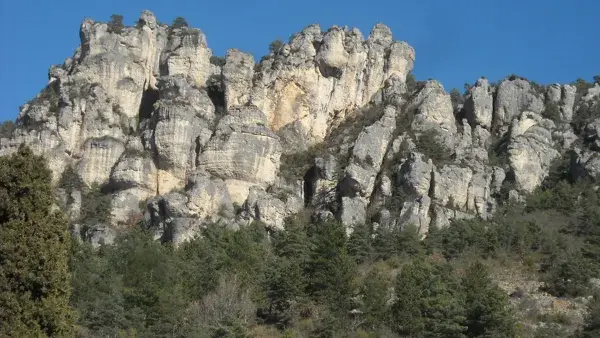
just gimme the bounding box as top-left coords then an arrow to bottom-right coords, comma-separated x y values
1,10 -> 599,246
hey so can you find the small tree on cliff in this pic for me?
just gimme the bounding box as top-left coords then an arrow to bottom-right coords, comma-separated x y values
108,14 -> 124,34
172,16 -> 189,29
269,39 -> 284,54
0,144 -> 74,337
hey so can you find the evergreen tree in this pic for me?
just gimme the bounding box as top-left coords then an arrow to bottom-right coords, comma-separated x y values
272,216 -> 309,260
69,240 -> 132,337
372,223 -> 424,260
0,145 -> 74,337
396,224 -> 425,257
462,261 -> 516,337
347,222 -> 372,263
177,235 -> 220,300
359,262 -> 392,331
263,257 -> 305,327
201,221 -> 270,288
262,217 -> 309,326
108,228 -> 188,336
171,16 -> 189,29
389,258 -> 466,337
305,219 -> 355,320
78,183 -> 112,239
108,14 -> 125,34
269,39 -> 284,54
543,251 -> 593,297
372,223 -> 396,260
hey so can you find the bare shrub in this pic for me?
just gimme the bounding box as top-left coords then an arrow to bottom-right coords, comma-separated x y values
182,274 -> 256,334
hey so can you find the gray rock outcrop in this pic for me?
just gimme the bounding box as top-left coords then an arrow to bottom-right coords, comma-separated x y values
494,78 -> 545,131
2,10 -> 599,245
464,78 -> 494,129
507,112 -> 559,192
197,105 -> 282,204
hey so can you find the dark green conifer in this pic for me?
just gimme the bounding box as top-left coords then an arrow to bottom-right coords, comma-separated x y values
0,145 -> 74,337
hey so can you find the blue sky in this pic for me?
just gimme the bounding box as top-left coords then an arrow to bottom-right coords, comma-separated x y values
0,0 -> 598,121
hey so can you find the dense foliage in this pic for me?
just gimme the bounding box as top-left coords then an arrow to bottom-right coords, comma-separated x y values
0,145 -> 74,337
66,159 -> 600,337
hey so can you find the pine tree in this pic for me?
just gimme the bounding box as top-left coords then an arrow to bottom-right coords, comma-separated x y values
171,16 -> 189,29
272,215 -> 309,260
263,257 -> 305,327
305,219 -> 355,319
108,14 -> 125,34
372,223 -> 424,260
262,217 -> 309,326
0,145 -> 74,337
395,224 -> 425,257
544,251 -> 593,297
372,223 -> 396,260
462,261 -> 516,337
347,222 -> 372,263
359,262 -> 392,331
390,258 -> 466,337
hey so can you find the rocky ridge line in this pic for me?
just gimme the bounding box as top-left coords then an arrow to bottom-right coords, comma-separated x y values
1,10 -> 599,245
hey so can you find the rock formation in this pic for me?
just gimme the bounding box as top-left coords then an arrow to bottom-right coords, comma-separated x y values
1,10 -> 599,245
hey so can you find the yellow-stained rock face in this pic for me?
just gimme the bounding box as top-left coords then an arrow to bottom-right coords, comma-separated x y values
224,179 -> 255,206
243,23 -> 415,146
268,80 -> 311,132
156,170 -> 183,195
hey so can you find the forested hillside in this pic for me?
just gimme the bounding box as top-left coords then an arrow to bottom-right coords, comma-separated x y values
1,142 -> 599,337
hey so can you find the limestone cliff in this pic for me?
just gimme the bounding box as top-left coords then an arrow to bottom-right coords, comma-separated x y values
1,11 -> 599,245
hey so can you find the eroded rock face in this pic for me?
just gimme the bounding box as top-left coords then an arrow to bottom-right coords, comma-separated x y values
108,138 -> 158,223
78,137 -> 125,186
197,105 -> 282,204
148,192 -> 200,244
161,27 -> 212,87
433,165 -> 473,209
398,195 -> 431,234
243,187 -> 303,229
547,84 -> 576,122
397,152 -> 434,197
248,23 -> 415,145
3,10 -> 599,245
339,196 -> 367,228
574,150 -> 600,180
346,105 -> 397,195
508,112 -> 559,192
152,75 -> 215,189
185,172 -> 233,220
431,205 -> 474,229
223,49 -> 254,109
464,78 -> 494,129
408,80 -> 456,137
494,78 -> 545,130
148,173 -> 232,245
